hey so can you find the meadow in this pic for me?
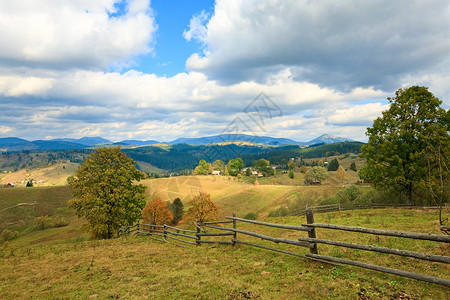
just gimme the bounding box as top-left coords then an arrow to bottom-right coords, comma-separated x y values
1,172 -> 448,299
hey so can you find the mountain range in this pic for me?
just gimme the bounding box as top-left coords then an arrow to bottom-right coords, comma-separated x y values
0,134 -> 354,152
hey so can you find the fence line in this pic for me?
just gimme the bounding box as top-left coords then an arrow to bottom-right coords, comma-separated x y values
118,209 -> 450,287
291,203 -> 449,217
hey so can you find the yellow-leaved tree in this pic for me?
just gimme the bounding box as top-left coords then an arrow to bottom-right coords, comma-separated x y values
185,191 -> 220,223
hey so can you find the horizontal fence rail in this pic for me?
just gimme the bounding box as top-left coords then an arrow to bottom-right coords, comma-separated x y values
118,209 -> 450,287
302,223 -> 450,242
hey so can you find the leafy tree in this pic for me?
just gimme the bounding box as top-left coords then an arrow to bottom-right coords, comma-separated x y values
361,86 -> 449,205
213,159 -> 225,172
349,161 -> 357,172
168,197 -> 184,225
305,166 -> 327,183
245,167 -> 252,176
227,158 -> 244,176
328,158 -> 340,171
336,166 -> 346,180
142,197 -> 173,226
194,160 -> 213,175
288,161 -> 296,170
289,169 -> 294,179
252,159 -> 274,176
68,147 -> 146,239
185,191 -> 221,223
300,165 -> 308,173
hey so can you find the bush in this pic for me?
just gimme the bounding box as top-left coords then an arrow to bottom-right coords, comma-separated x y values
1,229 -> 19,242
243,212 -> 257,220
268,206 -> 289,217
33,215 -> 68,230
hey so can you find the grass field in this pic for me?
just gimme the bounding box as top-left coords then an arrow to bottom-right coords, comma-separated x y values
143,175 -> 342,219
1,209 -> 448,299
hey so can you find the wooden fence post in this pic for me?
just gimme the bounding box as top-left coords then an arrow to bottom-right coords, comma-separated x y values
232,213 -> 237,246
338,203 -> 341,211
196,223 -> 201,246
306,209 -> 318,254
137,220 -> 140,234
163,224 -> 167,241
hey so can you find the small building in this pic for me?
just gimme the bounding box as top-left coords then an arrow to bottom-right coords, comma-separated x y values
4,182 -> 15,188
304,179 -> 321,186
212,170 -> 221,176
257,172 -> 263,177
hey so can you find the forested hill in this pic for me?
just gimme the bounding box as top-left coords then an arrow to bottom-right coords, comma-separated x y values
123,141 -> 364,171
0,142 -> 364,173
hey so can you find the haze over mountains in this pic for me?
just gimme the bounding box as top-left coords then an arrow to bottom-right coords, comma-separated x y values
0,134 -> 354,152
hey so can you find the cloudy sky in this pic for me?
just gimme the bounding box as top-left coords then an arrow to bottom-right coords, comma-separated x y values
0,0 -> 449,143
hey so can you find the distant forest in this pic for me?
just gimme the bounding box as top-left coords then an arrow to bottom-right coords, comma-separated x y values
0,142 -> 363,173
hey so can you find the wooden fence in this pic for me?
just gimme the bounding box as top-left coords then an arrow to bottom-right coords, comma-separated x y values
288,203 -> 449,217
118,209 -> 450,287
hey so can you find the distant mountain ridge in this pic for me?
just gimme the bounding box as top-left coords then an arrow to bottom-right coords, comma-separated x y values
0,134 -> 355,152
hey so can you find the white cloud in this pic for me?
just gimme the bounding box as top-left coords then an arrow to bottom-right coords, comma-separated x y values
185,0 -> 450,91
326,103 -> 390,126
0,68 -> 388,141
183,10 -> 209,42
0,0 -> 156,70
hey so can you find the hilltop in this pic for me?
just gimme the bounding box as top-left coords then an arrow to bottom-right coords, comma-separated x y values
0,133 -> 356,152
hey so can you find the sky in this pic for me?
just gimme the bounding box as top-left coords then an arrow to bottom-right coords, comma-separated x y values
0,0 -> 449,143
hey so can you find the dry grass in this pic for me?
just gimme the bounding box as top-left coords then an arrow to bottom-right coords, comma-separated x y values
1,209 -> 449,299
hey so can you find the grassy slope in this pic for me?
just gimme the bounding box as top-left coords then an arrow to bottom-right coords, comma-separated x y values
1,209 -> 448,299
0,162 -> 79,187
143,176 -> 341,218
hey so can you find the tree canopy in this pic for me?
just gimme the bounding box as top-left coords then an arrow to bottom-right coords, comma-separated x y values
327,158 -> 339,171
185,191 -> 220,223
361,86 -> 449,205
141,197 -> 173,226
227,158 -> 244,176
68,147 -> 146,239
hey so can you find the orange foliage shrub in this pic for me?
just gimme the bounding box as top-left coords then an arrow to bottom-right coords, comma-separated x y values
185,191 -> 221,223
141,197 -> 173,225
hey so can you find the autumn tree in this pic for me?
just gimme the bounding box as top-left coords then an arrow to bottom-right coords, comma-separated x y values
336,166 -> 346,180
141,197 -> 173,226
185,191 -> 220,223
300,165 -> 308,174
361,86 -> 449,205
68,147 -> 146,239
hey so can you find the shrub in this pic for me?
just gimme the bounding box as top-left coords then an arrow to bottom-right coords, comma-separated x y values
1,229 -> 19,242
268,206 -> 289,217
33,215 -> 68,230
243,212 -> 257,220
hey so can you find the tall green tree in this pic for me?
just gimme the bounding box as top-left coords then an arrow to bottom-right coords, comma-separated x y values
194,160 -> 212,175
169,197 -> 184,225
68,147 -> 146,239
252,159 -> 274,176
213,159 -> 225,172
327,158 -> 340,171
361,86 -> 449,205
227,158 -> 244,176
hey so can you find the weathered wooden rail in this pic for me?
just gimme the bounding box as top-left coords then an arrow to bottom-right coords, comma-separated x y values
118,209 -> 450,287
